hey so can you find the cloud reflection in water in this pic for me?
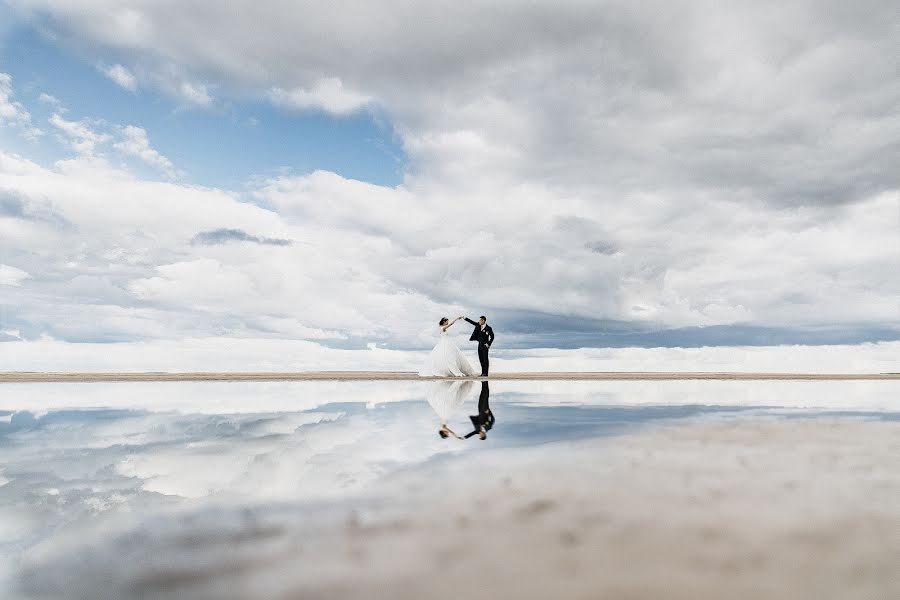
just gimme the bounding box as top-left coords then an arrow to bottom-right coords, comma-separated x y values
1,379 -> 898,597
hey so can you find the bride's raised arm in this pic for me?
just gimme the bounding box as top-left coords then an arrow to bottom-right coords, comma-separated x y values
441,316 -> 464,332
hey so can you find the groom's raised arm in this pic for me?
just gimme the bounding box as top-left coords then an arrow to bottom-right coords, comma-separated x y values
464,317 -> 478,326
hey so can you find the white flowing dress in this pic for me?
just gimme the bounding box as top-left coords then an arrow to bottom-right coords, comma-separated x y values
418,329 -> 477,377
426,380 -> 477,424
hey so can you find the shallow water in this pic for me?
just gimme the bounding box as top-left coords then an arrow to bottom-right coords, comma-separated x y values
1,380 -> 898,599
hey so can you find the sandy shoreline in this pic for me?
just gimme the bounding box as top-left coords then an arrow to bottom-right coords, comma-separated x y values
1,371 -> 898,382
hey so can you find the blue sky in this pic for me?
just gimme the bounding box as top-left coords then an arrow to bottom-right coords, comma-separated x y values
0,1 -> 897,359
0,20 -> 405,189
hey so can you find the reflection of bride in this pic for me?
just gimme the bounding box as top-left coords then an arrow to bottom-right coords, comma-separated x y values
427,379 -> 476,439
418,316 -> 477,377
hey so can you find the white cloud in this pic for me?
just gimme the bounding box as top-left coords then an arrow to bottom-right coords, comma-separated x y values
128,258 -> 257,306
0,73 -> 27,122
0,264 -> 31,286
8,2 -> 893,208
34,89 -> 176,177
1,146 -> 898,350
99,63 -> 137,91
38,92 -> 63,109
0,150 -> 447,344
269,78 -> 371,115
0,151 -> 44,176
113,125 -> 176,177
178,80 -> 212,106
0,2 -> 898,352
10,1 -> 895,202
257,169 -> 900,329
48,113 -> 112,155
0,72 -> 42,139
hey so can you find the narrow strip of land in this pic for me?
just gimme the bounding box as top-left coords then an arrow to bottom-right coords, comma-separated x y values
0,371 -> 898,382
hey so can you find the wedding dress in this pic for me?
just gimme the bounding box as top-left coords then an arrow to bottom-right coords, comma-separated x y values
418,329 -> 477,377
426,380 -> 476,423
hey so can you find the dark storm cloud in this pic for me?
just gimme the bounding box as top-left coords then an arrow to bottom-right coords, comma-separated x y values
191,228 -> 291,246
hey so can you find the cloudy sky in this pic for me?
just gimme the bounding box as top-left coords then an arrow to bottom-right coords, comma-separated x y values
0,1 -> 897,362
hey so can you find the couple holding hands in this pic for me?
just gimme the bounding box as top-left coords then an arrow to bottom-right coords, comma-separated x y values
418,315 -> 495,377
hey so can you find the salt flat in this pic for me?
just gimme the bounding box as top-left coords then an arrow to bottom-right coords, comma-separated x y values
14,417 -> 900,600
2,380 -> 898,599
1,371 -> 898,382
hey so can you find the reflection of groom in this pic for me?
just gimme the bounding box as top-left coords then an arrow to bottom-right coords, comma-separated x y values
465,381 -> 494,440
464,315 -> 494,376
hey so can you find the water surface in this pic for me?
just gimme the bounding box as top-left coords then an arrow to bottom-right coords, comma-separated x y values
1,380 -> 897,598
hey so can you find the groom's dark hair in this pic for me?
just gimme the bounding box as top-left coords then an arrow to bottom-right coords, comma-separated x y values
439,317 -> 448,326
480,315 -> 486,321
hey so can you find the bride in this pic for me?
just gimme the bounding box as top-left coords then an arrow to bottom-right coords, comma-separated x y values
427,379 -> 476,438
418,316 -> 477,377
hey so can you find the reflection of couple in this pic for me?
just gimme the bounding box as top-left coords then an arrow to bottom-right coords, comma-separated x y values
429,380 -> 494,441
418,315 -> 495,377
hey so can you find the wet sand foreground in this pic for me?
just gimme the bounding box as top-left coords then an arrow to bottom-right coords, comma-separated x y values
18,416 -> 900,600
2,371 -> 898,382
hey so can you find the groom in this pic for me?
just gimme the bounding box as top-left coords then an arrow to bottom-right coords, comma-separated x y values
465,381 -> 494,440
464,315 -> 494,376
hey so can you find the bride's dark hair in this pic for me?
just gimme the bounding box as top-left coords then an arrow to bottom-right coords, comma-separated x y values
439,317 -> 449,326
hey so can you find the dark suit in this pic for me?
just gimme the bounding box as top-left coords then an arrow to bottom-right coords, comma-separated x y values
464,318 -> 495,376
465,381 -> 494,439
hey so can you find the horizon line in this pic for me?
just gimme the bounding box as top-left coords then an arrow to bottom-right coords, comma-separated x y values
1,371 -> 898,383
